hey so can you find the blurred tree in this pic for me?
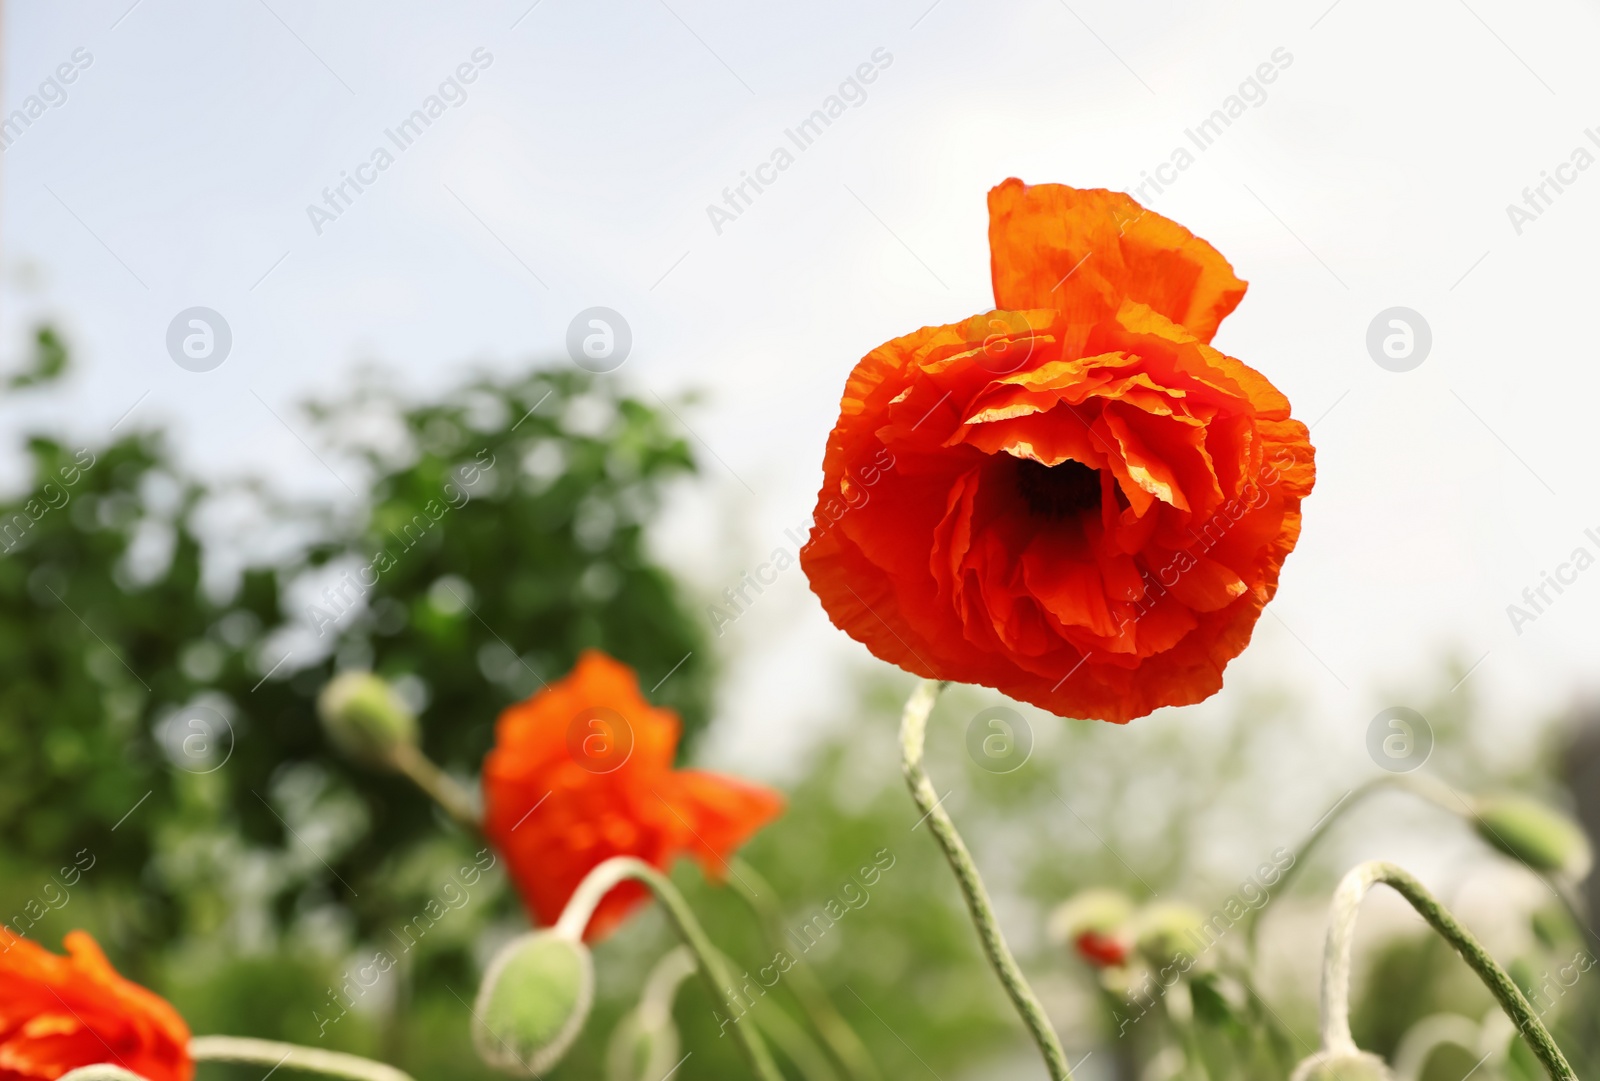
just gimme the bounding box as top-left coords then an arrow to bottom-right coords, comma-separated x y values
0,341 -> 710,987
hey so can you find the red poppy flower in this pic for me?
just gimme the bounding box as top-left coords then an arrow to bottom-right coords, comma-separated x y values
802,179 -> 1314,723
0,930 -> 192,1081
483,650 -> 784,939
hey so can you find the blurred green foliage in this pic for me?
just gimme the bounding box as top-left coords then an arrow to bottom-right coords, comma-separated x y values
7,325 -> 68,389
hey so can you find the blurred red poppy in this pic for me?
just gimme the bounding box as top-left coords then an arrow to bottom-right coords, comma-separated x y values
0,929 -> 192,1081
1074,930 -> 1131,969
483,650 -> 784,939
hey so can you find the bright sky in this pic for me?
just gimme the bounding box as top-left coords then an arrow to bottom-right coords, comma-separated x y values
4,0 -> 1598,788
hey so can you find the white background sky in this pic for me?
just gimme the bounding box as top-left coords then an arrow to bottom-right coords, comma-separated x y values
4,0 -> 1598,785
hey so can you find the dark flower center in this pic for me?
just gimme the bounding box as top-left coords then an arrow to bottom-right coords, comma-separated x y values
1014,456 -> 1103,520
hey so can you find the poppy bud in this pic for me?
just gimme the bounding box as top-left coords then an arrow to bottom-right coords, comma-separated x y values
1134,901 -> 1206,970
1473,796 -> 1592,877
607,945 -> 693,1081
1047,888 -> 1135,968
1289,1049 -> 1395,1081
316,671 -> 419,766
473,931 -> 594,1076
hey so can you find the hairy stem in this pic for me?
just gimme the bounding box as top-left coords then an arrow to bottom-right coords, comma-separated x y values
189,1036 -> 415,1081
730,857 -> 882,1081
557,856 -> 784,1081
1318,861 -> 1574,1081
899,680 -> 1073,1081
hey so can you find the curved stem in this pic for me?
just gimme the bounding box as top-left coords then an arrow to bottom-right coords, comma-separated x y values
899,680 -> 1073,1081
638,944 -> 698,1024
1317,861 -> 1574,1081
387,741 -> 482,833
1245,774 -> 1464,956
189,1036 -> 415,1081
556,857 -> 784,1081
729,857 -> 882,1081
1391,1013 -> 1488,1081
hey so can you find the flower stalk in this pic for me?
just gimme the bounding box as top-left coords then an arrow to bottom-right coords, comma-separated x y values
558,856 -> 785,1081
387,739 -> 481,833
899,680 -> 1074,1081
1313,861 -> 1575,1081
189,1035 -> 416,1081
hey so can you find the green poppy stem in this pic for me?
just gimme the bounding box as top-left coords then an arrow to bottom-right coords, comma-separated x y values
1317,861 -> 1575,1081
557,856 -> 785,1081
188,1036 -> 415,1081
899,680 -> 1074,1081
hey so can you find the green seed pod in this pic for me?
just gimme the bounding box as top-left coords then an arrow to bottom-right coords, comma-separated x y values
1047,887 -> 1135,943
1473,795 -> 1592,877
1134,901 -> 1207,971
1289,1048 -> 1395,1081
316,671 -> 419,766
473,932 -> 595,1076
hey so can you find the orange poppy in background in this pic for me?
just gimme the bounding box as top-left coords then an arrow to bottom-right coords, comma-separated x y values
482,650 -> 784,939
802,179 -> 1314,723
0,929 -> 192,1081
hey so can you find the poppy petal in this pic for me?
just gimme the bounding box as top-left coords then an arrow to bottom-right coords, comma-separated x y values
988,178 -> 1247,344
